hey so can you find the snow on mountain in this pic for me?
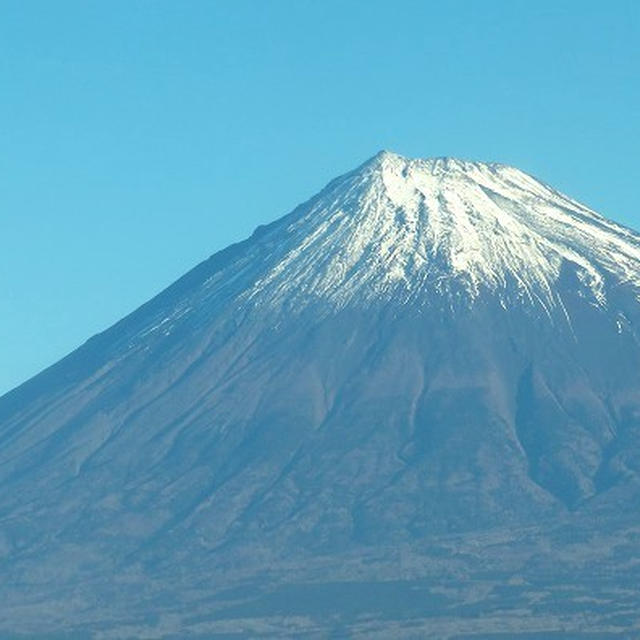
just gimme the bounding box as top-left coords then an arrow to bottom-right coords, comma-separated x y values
244,150 -> 640,310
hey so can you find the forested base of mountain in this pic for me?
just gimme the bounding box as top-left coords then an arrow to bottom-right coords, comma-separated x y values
2,515 -> 639,639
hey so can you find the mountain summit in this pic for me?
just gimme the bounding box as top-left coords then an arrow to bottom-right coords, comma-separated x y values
241,150 -> 640,312
2,152 -> 640,637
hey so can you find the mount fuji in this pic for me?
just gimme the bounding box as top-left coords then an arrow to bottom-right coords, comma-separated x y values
2,151 -> 640,638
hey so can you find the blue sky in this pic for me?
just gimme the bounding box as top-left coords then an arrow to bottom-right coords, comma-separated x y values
1,0 -> 639,395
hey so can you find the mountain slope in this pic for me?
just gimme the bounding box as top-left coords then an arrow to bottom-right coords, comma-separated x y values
2,151 -> 640,638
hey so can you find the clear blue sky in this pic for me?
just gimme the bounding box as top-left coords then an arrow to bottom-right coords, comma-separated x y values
1,0 -> 639,396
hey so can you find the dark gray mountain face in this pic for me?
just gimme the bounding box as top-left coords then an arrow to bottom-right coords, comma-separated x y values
2,152 -> 640,638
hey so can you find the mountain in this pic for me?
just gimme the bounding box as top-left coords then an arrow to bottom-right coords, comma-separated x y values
2,151 -> 640,638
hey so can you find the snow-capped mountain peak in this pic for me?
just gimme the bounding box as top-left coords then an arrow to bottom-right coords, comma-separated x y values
243,151 -> 640,312
3,151 -> 640,637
